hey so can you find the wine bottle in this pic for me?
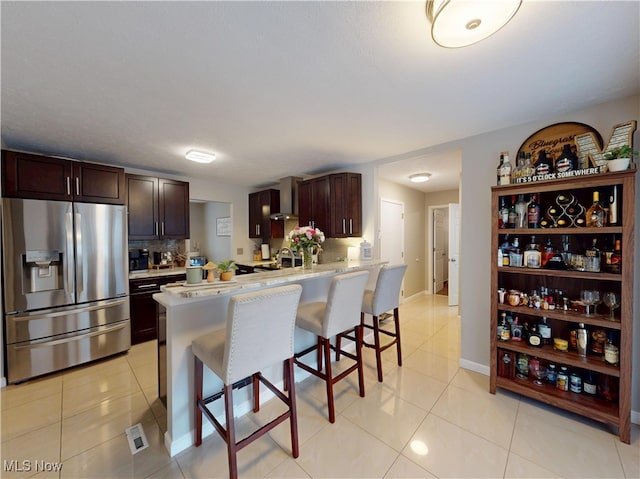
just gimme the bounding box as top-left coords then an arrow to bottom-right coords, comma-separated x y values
498,197 -> 508,228
507,195 -> 517,229
499,152 -> 512,185
496,153 -> 504,185
527,193 -> 541,228
608,185 -> 619,226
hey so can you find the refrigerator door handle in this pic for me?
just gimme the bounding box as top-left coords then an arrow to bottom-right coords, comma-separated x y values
13,321 -> 128,349
65,211 -> 75,295
10,298 -> 128,322
75,211 -> 83,294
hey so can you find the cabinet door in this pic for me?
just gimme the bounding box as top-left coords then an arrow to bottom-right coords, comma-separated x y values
159,178 -> 190,239
329,173 -> 362,237
2,150 -> 72,200
129,291 -> 158,344
310,177 -> 331,233
298,181 -> 312,228
126,174 -> 159,240
73,162 -> 125,204
248,191 -> 262,238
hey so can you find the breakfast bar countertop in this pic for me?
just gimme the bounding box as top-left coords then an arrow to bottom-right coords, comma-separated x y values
157,260 -> 385,303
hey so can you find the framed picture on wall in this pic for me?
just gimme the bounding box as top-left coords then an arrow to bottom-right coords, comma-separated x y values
216,217 -> 231,236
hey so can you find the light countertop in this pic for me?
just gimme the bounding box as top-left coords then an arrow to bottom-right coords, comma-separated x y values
157,260 -> 384,303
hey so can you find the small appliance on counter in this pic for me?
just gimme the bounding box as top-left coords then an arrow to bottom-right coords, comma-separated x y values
189,255 -> 207,279
129,249 -> 150,272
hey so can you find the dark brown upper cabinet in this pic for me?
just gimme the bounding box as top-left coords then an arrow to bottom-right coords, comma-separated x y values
126,174 -> 190,240
299,173 -> 361,238
298,176 -> 330,233
248,189 -> 283,240
2,149 -> 125,204
329,172 -> 362,238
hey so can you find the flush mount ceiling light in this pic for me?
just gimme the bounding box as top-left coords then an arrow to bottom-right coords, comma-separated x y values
426,0 -> 521,48
409,173 -> 431,183
185,150 -> 216,163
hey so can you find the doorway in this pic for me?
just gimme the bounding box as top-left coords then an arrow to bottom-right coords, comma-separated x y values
428,203 -> 460,306
380,198 -> 405,298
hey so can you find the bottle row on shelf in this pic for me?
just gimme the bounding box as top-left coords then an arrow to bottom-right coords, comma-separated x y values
498,186 -> 620,230
496,145 -> 608,187
498,233 -> 622,273
496,310 -> 620,365
498,350 -> 619,402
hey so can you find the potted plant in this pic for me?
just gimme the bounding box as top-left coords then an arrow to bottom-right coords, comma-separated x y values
217,259 -> 238,281
604,144 -> 637,172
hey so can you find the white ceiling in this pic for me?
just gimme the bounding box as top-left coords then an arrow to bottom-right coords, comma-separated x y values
2,1 -> 638,193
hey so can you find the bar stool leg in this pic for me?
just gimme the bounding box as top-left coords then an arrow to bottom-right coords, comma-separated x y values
372,315 -> 384,382
194,356 -> 204,447
322,337 -> 336,423
356,325 -> 365,397
224,384 -> 238,479
394,307 -> 403,366
285,358 -> 300,458
252,373 -> 260,413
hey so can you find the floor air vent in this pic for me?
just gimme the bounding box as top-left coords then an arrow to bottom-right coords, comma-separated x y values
125,423 -> 149,455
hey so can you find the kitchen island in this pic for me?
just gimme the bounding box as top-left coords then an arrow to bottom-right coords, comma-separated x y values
154,260 -> 384,456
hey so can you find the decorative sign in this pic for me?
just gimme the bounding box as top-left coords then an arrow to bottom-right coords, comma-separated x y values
216,217 -> 231,236
575,121 -> 637,169
514,120 -> 636,184
517,122 -> 602,170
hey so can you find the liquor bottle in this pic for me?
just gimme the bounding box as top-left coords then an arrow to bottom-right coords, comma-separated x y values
527,193 -> 541,228
576,323 -> 588,357
507,195 -> 517,229
524,235 -> 541,268
583,371 -> 597,395
604,332 -> 619,366
497,312 -> 507,340
510,237 -> 522,267
510,316 -> 523,341
523,152 -> 535,178
500,234 -> 511,266
534,150 -> 552,176
498,197 -> 509,228
513,151 -> 525,181
499,152 -> 512,185
586,191 -> 607,227
538,317 -> 552,345
584,238 -> 601,272
555,143 -> 578,174
496,153 -> 504,185
609,239 -> 622,274
541,238 -> 555,267
527,324 -> 542,347
608,185 -> 619,226
515,194 -> 527,229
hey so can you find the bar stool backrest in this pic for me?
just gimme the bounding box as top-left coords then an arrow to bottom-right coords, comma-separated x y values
223,284 -> 302,384
323,271 -> 369,338
370,264 -> 408,315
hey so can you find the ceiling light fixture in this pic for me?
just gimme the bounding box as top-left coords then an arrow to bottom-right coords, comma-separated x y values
185,150 -> 216,163
409,173 -> 431,183
426,0 -> 521,48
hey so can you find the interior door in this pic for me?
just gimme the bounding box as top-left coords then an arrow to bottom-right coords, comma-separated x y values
433,208 -> 447,293
448,203 -> 460,306
380,199 -> 404,265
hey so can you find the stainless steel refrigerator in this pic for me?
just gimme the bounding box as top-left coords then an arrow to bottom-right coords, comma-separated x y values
2,198 -> 130,383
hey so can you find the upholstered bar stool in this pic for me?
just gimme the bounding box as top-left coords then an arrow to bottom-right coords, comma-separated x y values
294,270 -> 369,423
192,284 -> 302,479
339,263 -> 407,382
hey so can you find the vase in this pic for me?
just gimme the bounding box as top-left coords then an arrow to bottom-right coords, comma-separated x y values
303,246 -> 313,269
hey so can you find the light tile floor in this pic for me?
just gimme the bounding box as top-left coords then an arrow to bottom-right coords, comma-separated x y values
1,294 -> 638,478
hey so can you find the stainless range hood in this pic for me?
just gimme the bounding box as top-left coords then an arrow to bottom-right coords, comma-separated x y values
270,176 -> 302,220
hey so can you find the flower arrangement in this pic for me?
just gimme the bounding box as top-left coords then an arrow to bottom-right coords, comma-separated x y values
288,226 -> 325,253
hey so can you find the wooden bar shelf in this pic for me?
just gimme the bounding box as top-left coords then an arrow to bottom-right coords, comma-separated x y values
490,170 -> 634,444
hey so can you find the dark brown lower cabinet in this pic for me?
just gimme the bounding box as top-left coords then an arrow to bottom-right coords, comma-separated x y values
129,273 -> 185,345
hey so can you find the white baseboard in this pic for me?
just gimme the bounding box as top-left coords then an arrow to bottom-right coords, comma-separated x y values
0,376 -> 6,388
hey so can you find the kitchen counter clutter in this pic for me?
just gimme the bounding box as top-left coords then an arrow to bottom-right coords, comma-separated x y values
154,259 -> 385,457
129,266 -> 187,280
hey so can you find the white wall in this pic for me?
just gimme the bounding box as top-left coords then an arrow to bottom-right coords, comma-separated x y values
378,178 -> 427,297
